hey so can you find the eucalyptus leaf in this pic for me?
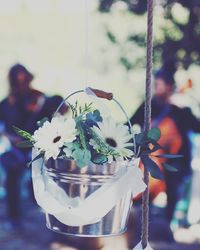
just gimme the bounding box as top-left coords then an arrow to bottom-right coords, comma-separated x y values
86,109 -> 103,127
92,154 -> 107,165
163,163 -> 178,172
63,147 -> 72,158
72,148 -> 91,168
93,110 -> 103,122
147,128 -> 161,141
141,155 -> 164,180
135,134 -> 160,148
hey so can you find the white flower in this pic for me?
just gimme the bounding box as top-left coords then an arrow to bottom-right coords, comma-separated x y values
33,116 -> 77,160
90,117 -> 133,160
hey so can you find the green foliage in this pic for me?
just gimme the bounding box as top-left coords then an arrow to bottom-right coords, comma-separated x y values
13,126 -> 33,141
128,34 -> 145,47
107,30 -> 117,44
147,128 -> 161,141
72,147 -> 91,168
69,104 -> 120,166
92,153 -> 108,165
141,155 -> 164,180
70,101 -> 78,118
135,127 -> 182,180
99,0 -> 200,69
14,126 -> 35,150
70,102 -> 93,118
14,101 -> 182,176
63,105 -> 108,167
65,142 -> 91,168
76,122 -> 88,150
86,109 -> 103,126
88,126 -> 119,158
135,129 -> 162,179
17,140 -> 34,149
120,57 -> 133,71
135,130 -> 162,154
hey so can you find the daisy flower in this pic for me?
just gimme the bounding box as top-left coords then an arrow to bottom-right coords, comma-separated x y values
33,116 -> 77,160
90,117 -> 133,161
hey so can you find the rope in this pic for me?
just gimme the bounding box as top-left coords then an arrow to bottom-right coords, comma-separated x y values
84,0 -> 89,85
141,0 -> 154,249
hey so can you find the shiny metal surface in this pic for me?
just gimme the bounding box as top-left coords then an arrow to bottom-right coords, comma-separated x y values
45,158 -> 133,237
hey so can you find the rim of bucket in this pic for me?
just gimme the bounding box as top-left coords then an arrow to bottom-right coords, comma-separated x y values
45,168 -> 125,185
46,224 -> 127,238
45,159 -> 129,184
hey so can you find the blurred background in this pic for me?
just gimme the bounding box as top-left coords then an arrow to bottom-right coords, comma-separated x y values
0,0 -> 200,249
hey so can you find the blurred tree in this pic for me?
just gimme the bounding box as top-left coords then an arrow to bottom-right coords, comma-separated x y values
99,0 -> 200,70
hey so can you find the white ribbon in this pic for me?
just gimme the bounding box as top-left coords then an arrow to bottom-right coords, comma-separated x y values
32,152 -> 146,227
133,242 -> 154,250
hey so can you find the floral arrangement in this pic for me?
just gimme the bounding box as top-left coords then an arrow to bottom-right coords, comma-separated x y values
15,95 -> 181,179
15,102 -> 134,168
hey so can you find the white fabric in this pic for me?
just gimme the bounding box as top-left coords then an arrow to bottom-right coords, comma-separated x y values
133,242 -> 154,250
187,167 -> 200,224
32,152 -> 146,226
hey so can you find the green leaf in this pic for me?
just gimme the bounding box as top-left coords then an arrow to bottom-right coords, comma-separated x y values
141,155 -> 164,180
13,127 -> 32,140
63,147 -> 72,158
13,126 -> 33,140
93,110 -> 103,122
64,142 -> 77,150
76,122 -> 88,150
92,154 -> 107,165
75,115 -> 83,123
154,154 -> 183,159
27,153 -> 44,167
72,148 -> 91,168
147,128 -> 161,141
86,109 -> 103,126
163,163 -> 178,172
17,140 -> 33,149
107,31 -> 117,44
37,117 -> 49,127
88,127 -> 117,157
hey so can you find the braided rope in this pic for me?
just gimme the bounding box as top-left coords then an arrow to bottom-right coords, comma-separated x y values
141,0 -> 154,249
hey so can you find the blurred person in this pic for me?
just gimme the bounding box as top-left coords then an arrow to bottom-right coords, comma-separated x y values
129,63 -> 200,224
0,63 -> 68,229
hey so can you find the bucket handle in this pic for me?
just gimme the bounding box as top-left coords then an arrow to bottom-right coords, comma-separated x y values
53,87 -> 137,156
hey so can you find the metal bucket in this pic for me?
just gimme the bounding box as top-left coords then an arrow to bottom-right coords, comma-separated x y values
45,158 -> 133,237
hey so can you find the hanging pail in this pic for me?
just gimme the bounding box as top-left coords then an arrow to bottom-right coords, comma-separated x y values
31,88 -> 146,237
45,158 -> 135,237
